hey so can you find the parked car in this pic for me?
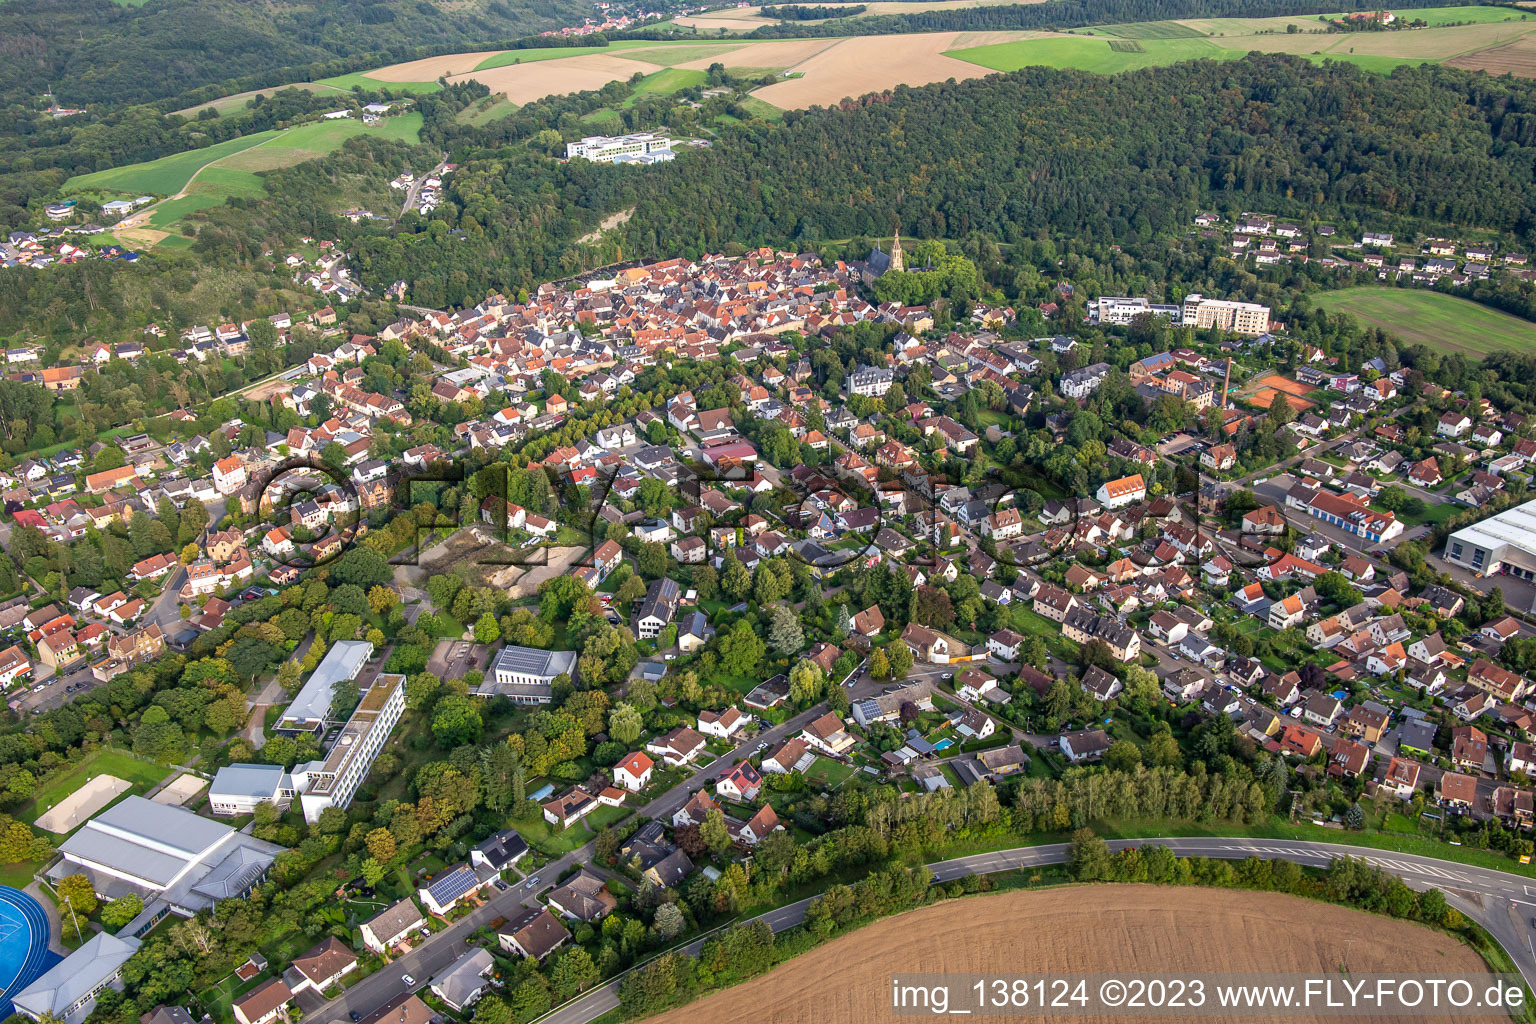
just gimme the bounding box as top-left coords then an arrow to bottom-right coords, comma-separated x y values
401,974 -> 415,987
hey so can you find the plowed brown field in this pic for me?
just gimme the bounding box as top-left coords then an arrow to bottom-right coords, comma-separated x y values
640,885 -> 1500,1024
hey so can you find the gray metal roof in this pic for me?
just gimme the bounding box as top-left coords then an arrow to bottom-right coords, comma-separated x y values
13,930 -> 140,1023
58,797 -> 234,887
282,640 -> 372,725
210,763 -> 287,800
54,796 -> 280,912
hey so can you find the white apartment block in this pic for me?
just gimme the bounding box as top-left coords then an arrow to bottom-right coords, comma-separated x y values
290,672 -> 405,823
1180,294 -> 1270,336
1089,296 -> 1182,326
565,133 -> 676,165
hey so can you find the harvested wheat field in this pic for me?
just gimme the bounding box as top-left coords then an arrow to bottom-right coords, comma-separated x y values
672,38 -> 843,72
675,0 -> 1042,31
642,885 -> 1500,1024
368,51 -> 496,81
1449,33 -> 1536,76
752,32 -> 995,107
452,54 -> 656,103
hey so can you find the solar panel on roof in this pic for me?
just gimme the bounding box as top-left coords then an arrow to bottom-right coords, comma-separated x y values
427,865 -> 478,905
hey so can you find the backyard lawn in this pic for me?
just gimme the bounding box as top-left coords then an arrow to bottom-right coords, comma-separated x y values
515,804 -> 630,856
804,756 -> 857,788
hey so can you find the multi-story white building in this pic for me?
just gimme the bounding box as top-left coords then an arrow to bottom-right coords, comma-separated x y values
565,133 -> 675,165
1088,296 -> 1182,326
1180,294 -> 1270,336
289,672 -> 405,823
847,364 -> 894,397
209,763 -> 293,816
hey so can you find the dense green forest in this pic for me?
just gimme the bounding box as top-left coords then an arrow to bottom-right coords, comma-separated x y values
195,56 -> 1536,309
15,54 -> 1536,339
759,4 -> 869,19
740,0 -> 1481,36
0,0 -> 583,109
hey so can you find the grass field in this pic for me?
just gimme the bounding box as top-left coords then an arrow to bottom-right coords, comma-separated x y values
1312,287 -> 1536,356
951,35 -> 1228,73
951,6 -> 1536,77
472,40 -> 685,72
68,114 -> 422,241
622,68 -> 710,107
457,97 -> 519,125
315,72 -> 442,94
173,82 -> 349,118
21,748 -> 170,827
65,130 -> 283,196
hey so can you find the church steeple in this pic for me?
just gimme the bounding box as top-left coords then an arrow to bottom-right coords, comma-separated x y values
890,225 -> 904,273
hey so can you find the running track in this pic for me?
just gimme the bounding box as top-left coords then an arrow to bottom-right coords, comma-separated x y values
0,886 -> 57,1018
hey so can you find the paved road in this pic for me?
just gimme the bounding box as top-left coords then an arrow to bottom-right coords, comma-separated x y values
307,831 -> 1536,1024
299,698 -> 836,1024
534,837 -> 1536,1024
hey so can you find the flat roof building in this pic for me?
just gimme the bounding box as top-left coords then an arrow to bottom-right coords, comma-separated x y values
1181,294 -> 1270,336
208,763 -> 292,816
50,796 -> 280,915
289,671 -> 404,823
277,640 -> 372,733
476,645 -> 576,703
565,133 -> 674,164
1446,500 -> 1536,581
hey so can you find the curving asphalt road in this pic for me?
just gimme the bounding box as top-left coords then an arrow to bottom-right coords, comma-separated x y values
526,836 -> 1536,1024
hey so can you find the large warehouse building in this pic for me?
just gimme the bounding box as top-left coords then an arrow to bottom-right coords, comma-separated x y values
49,796 -> 281,916
1445,499 -> 1536,580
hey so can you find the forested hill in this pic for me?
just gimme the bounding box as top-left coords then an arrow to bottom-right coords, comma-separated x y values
742,0 -> 1500,36
0,0 -> 586,108
330,56 -> 1536,308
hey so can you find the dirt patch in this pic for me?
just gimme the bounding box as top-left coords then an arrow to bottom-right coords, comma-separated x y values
453,54 -> 655,103
579,207 -> 636,244
112,227 -> 170,249
751,33 -> 993,107
242,375 -> 297,403
369,52 -> 499,81
36,775 -> 131,833
641,884 -> 1499,1024
151,773 -> 208,806
1448,33 -> 1536,76
495,544 -> 587,599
